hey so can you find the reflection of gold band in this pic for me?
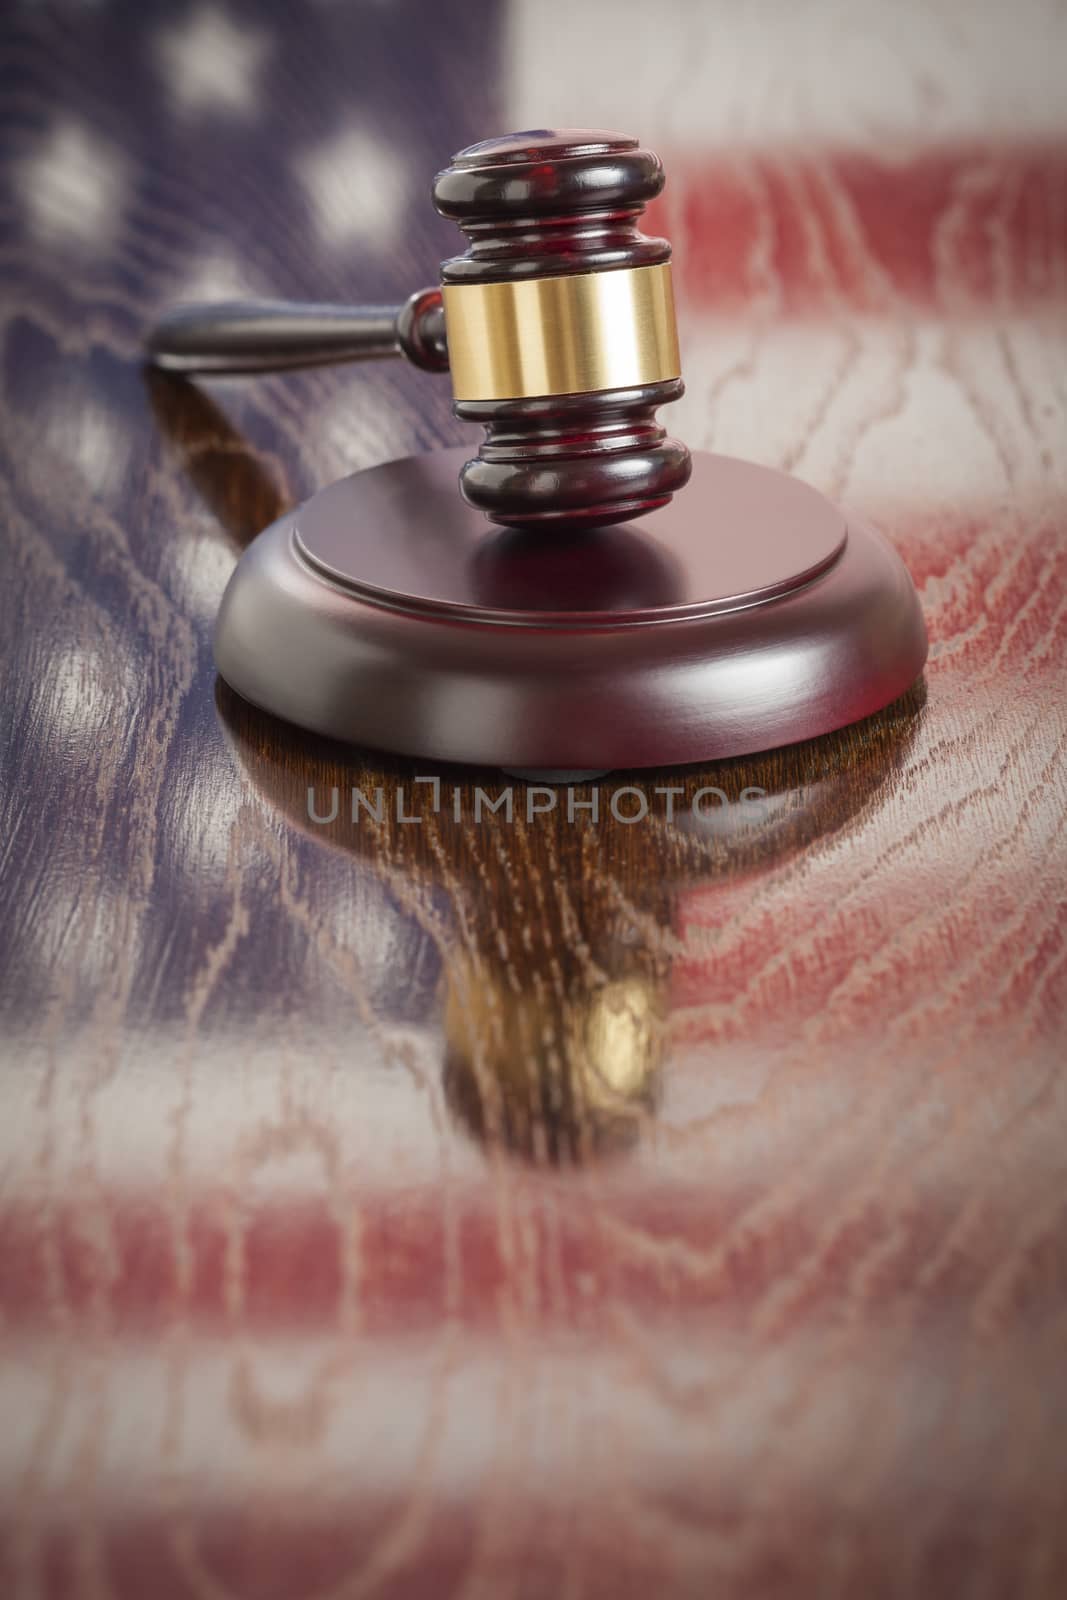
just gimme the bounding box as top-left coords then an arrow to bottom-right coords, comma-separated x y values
442,262 -> 681,402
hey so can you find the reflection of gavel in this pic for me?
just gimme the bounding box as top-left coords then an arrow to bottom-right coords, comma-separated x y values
217,679 -> 924,1164
146,130 -> 690,531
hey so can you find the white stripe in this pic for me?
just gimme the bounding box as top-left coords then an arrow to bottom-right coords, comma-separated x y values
506,0 -> 1067,149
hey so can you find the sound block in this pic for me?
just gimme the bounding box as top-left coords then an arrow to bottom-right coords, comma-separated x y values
213,447 -> 927,770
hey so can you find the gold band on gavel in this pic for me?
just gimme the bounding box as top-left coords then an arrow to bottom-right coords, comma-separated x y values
441,262 -> 682,403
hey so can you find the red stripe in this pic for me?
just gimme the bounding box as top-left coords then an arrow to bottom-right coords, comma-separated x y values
1,1163 -> 1061,1335
645,144 -> 1067,313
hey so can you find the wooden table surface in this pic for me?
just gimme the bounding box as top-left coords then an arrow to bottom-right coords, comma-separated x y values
2,2 -> 1065,1596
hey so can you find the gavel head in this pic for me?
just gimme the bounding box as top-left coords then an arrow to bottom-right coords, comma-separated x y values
432,130 -> 691,532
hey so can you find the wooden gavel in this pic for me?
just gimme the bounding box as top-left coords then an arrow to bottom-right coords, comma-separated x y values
146,129 -> 691,531
149,126 -> 927,770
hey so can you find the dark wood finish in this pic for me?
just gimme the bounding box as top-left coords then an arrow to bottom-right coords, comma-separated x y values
1,4 -> 1065,1599
453,378 -> 691,530
435,130 -> 691,527
146,288 -> 448,376
433,131 -> 670,278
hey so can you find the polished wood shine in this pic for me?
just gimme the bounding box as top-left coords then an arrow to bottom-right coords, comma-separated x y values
435,131 -> 690,528
1,4 -> 1065,1599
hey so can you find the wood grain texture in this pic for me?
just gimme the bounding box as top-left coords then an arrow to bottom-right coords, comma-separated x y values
1,3 -> 1065,1598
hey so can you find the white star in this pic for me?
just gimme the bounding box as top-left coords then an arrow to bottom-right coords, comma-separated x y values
155,5 -> 270,116
296,127 -> 407,249
170,246 -> 263,305
16,121 -> 126,245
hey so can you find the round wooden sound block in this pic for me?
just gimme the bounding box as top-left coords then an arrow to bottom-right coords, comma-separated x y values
213,447 -> 927,769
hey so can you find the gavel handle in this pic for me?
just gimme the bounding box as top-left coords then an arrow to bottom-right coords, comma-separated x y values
144,288 -> 448,375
